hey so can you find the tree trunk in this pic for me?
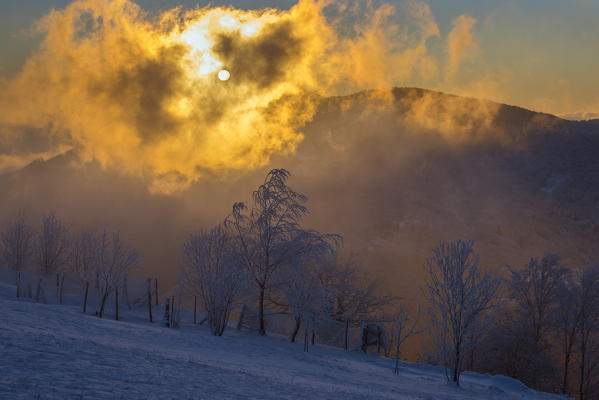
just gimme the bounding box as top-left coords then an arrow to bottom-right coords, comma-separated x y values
56,273 -> 60,297
562,351 -> 570,394
98,290 -> 109,318
579,329 -> 586,400
394,329 -> 401,374
453,345 -> 461,385
193,295 -> 197,324
146,278 -> 153,323
290,316 -> 301,342
258,285 -> 266,336
311,328 -> 315,345
115,287 -> 119,321
82,281 -> 89,313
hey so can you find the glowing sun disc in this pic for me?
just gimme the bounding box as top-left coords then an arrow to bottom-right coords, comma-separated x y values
218,69 -> 231,81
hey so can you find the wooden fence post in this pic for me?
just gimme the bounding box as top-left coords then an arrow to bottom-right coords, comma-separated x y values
35,278 -> 42,303
39,284 -> 47,304
115,287 -> 119,321
164,298 -> 170,328
59,273 -> 65,305
83,281 -> 89,313
175,291 -> 182,328
146,278 -> 153,323
193,295 -> 197,324
304,320 -> 310,352
344,319 -> 350,351
170,295 -> 175,327
16,271 -> 21,298
154,278 -> 159,306
360,322 -> 368,353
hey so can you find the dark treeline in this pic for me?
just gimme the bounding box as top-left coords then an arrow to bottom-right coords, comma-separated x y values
3,168 -> 598,399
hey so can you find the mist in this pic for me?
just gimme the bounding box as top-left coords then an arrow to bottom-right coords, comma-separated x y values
1,86 -> 598,300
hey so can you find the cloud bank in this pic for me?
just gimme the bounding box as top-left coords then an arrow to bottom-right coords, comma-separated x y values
0,0 -> 485,192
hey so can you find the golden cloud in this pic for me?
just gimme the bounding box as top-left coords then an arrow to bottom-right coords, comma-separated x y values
0,0 -> 493,193
446,14 -> 477,76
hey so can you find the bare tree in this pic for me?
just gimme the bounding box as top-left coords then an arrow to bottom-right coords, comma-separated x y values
391,302 -> 422,374
35,212 -> 69,275
509,253 -> 569,344
92,230 -> 139,318
69,230 -> 97,285
1,215 -> 34,271
226,169 -> 335,336
553,272 -> 581,395
181,225 -> 246,336
319,252 -> 390,324
273,256 -> 329,343
423,239 -> 500,385
576,265 -> 599,400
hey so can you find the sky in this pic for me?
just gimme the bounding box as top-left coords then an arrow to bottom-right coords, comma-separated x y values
1,0 -> 598,119
0,0 -> 598,190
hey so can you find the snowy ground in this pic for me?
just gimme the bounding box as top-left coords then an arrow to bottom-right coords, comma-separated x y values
0,282 -> 568,400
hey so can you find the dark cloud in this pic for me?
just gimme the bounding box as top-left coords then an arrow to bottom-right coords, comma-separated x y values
214,19 -> 302,89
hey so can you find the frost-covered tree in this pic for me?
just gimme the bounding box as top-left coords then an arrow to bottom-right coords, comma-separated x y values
1,215 -> 34,271
509,253 -> 568,345
576,265 -> 599,400
301,250 -> 392,351
273,250 -> 332,343
181,224 -> 246,336
35,212 -> 69,275
318,252 -> 390,325
69,230 -> 97,285
92,230 -> 139,318
553,272 -> 580,395
391,302 -> 422,374
423,239 -> 500,385
477,253 -> 568,391
226,169 -> 335,336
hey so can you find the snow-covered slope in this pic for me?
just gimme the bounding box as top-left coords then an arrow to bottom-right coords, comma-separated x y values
0,282 -> 567,400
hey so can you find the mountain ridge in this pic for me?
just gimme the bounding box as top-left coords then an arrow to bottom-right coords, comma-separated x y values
0,87 -> 598,297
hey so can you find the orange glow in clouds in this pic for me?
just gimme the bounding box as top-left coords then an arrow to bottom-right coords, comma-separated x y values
0,0 -> 486,193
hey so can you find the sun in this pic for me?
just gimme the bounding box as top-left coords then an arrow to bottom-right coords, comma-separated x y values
218,69 -> 231,81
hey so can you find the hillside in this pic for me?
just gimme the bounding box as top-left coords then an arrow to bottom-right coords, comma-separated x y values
0,87 -> 598,297
0,280 -> 567,400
